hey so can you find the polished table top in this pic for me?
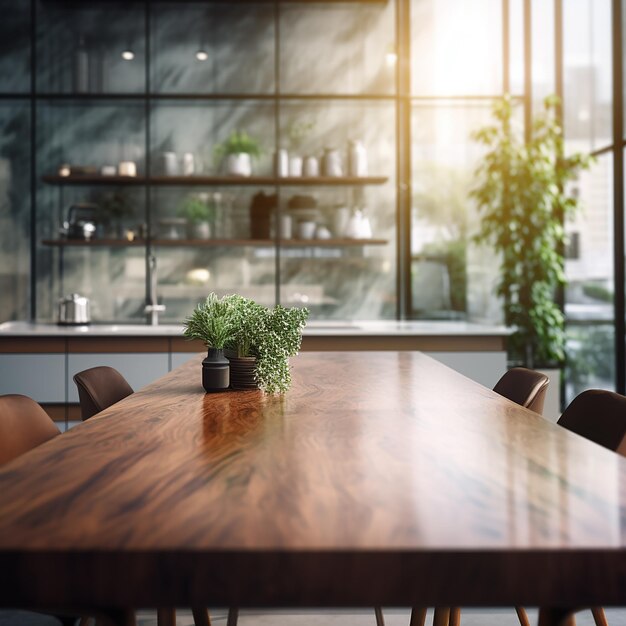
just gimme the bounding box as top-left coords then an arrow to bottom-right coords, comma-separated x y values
0,352 -> 625,609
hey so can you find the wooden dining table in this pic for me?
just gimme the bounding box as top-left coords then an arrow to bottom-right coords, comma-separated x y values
0,351 -> 625,624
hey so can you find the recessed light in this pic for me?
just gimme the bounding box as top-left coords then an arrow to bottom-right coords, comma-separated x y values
121,50 -> 135,61
196,50 -> 209,61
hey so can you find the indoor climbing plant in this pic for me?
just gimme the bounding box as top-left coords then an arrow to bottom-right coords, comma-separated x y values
471,94 -> 592,368
223,294 -> 309,394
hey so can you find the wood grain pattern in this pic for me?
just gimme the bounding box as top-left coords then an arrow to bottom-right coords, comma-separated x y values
0,352 -> 625,611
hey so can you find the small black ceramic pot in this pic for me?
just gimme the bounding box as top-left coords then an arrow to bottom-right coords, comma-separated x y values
202,348 -> 230,392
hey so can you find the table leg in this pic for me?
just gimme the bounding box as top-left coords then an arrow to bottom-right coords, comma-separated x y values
433,607 -> 450,626
227,608 -> 239,626
515,607 -> 531,626
449,608 -> 461,626
192,607 -> 212,626
375,607 -> 385,626
591,608 -> 609,626
538,608 -> 576,626
409,608 -> 427,626
157,608 -> 176,626
95,610 -> 136,626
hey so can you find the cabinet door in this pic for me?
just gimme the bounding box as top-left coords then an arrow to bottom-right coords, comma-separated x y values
170,352 -> 200,371
67,353 -> 169,403
0,354 -> 66,402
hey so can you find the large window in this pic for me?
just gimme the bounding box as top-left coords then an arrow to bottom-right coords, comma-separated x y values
408,0 -> 513,321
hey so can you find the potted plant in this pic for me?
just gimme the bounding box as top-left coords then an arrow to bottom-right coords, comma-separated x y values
214,130 -> 261,177
178,194 -> 215,239
471,95 -> 592,413
183,293 -> 235,392
99,191 -> 132,238
223,294 -> 309,393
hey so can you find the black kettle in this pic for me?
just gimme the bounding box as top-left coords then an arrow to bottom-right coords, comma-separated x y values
62,203 -> 101,240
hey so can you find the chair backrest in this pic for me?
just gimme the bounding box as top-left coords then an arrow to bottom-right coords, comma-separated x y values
0,394 -> 60,466
73,366 -> 134,421
493,367 -> 550,414
558,389 -> 626,456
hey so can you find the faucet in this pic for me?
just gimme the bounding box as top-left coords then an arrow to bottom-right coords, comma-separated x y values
144,254 -> 166,325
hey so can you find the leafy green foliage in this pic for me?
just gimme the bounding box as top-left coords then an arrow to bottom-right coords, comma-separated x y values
471,95 -> 592,367
288,118 -> 316,150
223,294 -> 309,394
214,130 -> 261,160
182,294 -> 235,349
185,293 -> 309,393
178,195 -> 216,224
223,294 -> 267,358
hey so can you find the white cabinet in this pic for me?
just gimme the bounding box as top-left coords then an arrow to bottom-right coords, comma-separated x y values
170,352 -> 198,371
0,354 -> 66,402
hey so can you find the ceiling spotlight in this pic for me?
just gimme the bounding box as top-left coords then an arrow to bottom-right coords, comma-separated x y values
121,50 -> 135,61
196,50 -> 209,61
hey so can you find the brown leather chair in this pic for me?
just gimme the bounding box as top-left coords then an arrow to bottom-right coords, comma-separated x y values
0,394 -> 60,466
493,367 -> 550,413
73,366 -> 134,420
537,390 -> 626,626
408,368 -> 551,626
558,389 -> 626,455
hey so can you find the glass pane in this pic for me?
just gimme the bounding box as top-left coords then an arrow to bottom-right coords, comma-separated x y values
39,247 -> 147,322
0,0 -> 30,93
150,101 -> 275,176
280,2 -> 395,95
563,0 -> 612,153
411,101 -> 501,321
155,245 -> 276,322
564,152 -> 615,402
509,0 -> 524,96
411,0 -> 502,96
532,0 -> 555,116
36,1 -> 145,94
152,3 -> 275,95
35,101 -> 146,321
278,101 -> 396,319
0,102 -> 31,321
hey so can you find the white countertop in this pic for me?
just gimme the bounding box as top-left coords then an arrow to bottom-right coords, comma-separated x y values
0,320 -> 511,337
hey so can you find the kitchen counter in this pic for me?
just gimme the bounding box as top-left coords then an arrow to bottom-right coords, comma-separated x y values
0,320 -> 510,338
0,320 -> 511,419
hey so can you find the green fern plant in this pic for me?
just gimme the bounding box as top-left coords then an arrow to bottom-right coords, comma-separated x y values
183,294 -> 235,349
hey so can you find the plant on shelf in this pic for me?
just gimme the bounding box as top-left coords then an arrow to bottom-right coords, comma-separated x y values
471,94 -> 592,369
288,118 -> 316,152
99,191 -> 132,238
178,194 -> 216,239
214,130 -> 262,177
183,294 -> 235,392
287,118 -> 317,176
